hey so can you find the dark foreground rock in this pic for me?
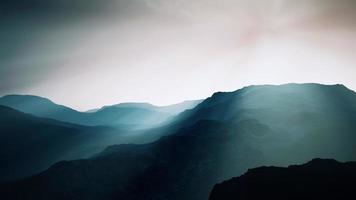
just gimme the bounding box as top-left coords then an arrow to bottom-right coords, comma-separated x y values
209,158 -> 356,200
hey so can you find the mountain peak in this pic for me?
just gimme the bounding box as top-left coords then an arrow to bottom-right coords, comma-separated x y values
0,94 -> 55,104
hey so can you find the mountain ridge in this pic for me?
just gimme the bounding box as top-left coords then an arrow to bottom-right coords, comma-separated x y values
0,95 -> 202,128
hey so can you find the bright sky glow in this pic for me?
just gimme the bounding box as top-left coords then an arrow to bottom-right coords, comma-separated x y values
1,0 -> 356,110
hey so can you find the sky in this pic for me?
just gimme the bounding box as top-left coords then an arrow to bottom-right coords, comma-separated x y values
1,0 -> 356,110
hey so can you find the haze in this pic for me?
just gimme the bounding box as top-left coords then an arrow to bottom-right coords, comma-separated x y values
1,0 -> 355,110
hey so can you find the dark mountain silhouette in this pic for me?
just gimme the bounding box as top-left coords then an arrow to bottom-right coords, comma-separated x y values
0,95 -> 201,128
2,83 -> 356,200
209,158 -> 356,200
0,105 -> 129,182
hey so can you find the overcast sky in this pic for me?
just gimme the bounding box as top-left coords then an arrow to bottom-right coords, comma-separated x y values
1,0 -> 356,110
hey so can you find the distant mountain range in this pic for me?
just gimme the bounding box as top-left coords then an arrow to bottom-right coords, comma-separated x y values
209,158 -> 356,200
2,83 -> 356,200
94,100 -> 203,115
0,97 -> 201,182
0,105 -> 125,182
0,95 -> 202,129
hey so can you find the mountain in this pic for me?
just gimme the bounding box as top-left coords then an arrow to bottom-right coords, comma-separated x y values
90,100 -> 203,129
209,158 -> 356,200
173,83 -> 356,164
84,106 -> 172,129
2,83 -> 356,200
145,100 -> 203,115
0,105 -> 128,182
0,94 -> 88,123
0,95 -> 201,128
97,100 -> 203,116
